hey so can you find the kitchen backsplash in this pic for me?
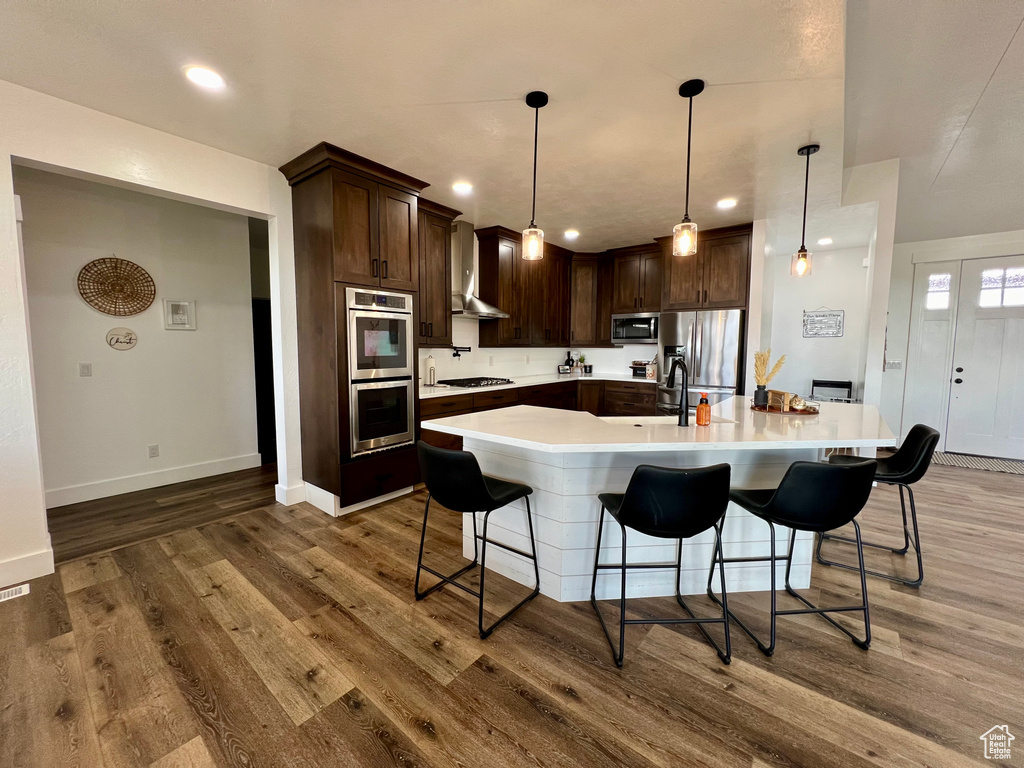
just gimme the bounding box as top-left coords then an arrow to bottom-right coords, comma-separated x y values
418,317 -> 656,383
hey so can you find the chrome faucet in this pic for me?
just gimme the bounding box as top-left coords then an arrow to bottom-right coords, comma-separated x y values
666,356 -> 690,427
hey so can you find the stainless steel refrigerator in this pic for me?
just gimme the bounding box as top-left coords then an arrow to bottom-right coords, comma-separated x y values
658,309 -> 744,413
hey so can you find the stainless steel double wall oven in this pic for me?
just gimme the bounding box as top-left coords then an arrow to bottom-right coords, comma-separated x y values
346,287 -> 415,455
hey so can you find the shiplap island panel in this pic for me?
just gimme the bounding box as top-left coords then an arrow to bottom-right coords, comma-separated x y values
421,397 -> 896,602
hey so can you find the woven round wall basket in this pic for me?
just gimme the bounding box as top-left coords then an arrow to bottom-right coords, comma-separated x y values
77,257 -> 156,317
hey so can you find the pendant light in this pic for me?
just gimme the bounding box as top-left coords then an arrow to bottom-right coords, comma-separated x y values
792,143 -> 820,277
522,90 -> 548,260
672,79 -> 705,257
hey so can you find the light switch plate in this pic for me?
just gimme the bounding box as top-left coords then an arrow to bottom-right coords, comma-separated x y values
78,362 -> 92,377
148,444 -> 159,458
886,360 -> 903,370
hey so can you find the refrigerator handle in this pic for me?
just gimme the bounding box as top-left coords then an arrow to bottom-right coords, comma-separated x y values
695,321 -> 703,379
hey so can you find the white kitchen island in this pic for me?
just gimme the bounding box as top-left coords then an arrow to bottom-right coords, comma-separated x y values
420,397 -> 896,602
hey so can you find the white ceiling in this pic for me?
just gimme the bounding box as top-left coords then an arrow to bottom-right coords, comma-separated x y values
0,0 -> 874,252
845,0 -> 1024,244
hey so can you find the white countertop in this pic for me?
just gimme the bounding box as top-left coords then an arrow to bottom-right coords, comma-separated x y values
420,396 -> 897,453
418,371 -> 652,400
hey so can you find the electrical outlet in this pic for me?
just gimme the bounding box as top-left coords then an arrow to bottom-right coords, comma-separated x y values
78,362 -> 92,377
148,444 -> 159,458
488,356 -> 494,366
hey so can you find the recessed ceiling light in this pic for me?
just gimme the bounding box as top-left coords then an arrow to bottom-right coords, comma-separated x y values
184,66 -> 226,91
564,229 -> 580,240
452,181 -> 473,195
717,198 -> 737,209
817,237 -> 833,246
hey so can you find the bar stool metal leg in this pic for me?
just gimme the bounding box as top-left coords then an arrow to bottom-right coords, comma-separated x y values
478,498 -> 542,639
415,494 -> 479,601
816,482 -> 924,587
710,519 -> 871,654
592,505 -> 732,668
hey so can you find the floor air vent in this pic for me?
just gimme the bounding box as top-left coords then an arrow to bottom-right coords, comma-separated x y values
0,583 -> 30,603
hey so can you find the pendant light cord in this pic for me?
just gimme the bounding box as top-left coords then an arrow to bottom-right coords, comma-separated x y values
530,107 -> 539,227
684,96 -> 693,220
801,150 -> 810,249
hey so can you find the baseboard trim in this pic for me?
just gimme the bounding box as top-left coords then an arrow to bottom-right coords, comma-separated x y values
0,539 -> 55,589
275,482 -> 306,506
45,454 -> 263,508
304,483 -> 414,518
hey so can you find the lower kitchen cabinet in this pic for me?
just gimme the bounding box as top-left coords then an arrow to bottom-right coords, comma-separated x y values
602,380 -> 657,416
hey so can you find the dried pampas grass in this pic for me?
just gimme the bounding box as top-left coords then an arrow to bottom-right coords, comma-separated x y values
754,349 -> 786,386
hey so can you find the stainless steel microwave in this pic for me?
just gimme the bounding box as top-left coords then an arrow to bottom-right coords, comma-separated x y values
611,313 -> 659,344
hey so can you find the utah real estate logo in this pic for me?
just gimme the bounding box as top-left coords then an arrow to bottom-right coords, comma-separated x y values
980,725 -> 1014,760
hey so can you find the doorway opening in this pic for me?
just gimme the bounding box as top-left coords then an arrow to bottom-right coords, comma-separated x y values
14,164 -> 276,561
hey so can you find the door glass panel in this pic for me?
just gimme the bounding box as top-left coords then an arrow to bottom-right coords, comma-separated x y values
979,268 -> 1004,307
1004,267 -> 1024,306
353,315 -> 408,371
356,386 -> 409,442
925,272 -> 951,310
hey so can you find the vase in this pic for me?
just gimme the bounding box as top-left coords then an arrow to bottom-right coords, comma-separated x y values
753,385 -> 768,408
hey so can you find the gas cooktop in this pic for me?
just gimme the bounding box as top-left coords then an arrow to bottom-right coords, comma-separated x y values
435,377 -> 515,388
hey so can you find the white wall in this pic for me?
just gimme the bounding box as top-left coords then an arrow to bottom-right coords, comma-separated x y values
765,247 -> 871,398
16,167 -> 260,507
0,78 -> 301,588
882,228 -> 1024,437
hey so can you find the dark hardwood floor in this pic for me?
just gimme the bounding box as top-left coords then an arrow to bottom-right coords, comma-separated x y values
3,462 -> 1020,766
47,464 -> 278,563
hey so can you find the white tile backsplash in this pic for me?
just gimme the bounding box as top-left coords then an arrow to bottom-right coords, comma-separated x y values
418,316 -> 654,383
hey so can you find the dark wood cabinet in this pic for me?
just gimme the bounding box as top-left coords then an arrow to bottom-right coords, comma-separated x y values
281,142 -> 428,499
602,380 -> 657,416
570,258 -> 598,346
378,186 -> 419,292
702,233 -> 750,308
416,199 -> 460,347
578,380 -> 603,415
610,246 -> 662,313
478,227 -> 570,348
281,143 -> 427,293
660,224 -> 751,311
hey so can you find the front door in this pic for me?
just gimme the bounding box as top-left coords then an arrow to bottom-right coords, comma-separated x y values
946,255 -> 1024,459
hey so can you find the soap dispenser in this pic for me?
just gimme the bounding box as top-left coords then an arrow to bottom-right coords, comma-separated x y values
696,393 -> 711,426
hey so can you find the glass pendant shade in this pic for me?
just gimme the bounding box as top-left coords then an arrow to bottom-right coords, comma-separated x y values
672,220 -> 698,257
792,247 -> 812,277
522,226 -> 544,261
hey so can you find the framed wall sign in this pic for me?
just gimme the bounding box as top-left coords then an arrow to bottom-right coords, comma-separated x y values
163,299 -> 197,330
802,308 -> 844,338
106,327 -> 138,350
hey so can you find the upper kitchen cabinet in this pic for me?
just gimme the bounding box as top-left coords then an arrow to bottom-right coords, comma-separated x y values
569,253 -> 614,346
417,199 -> 461,347
477,226 -> 527,346
570,257 -> 599,346
280,142 -> 428,292
609,245 -> 662,313
477,227 -> 570,348
659,224 -> 751,310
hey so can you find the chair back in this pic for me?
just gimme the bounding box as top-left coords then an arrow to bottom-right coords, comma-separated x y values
417,441 -> 493,513
764,459 -> 877,532
887,424 -> 940,484
615,463 -> 731,539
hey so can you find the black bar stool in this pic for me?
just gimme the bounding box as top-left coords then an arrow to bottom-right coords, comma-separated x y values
415,441 -> 540,639
709,459 -> 877,656
590,463 -> 732,667
817,424 -> 939,587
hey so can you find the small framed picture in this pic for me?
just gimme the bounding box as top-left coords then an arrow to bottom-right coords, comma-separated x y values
163,299 -> 196,330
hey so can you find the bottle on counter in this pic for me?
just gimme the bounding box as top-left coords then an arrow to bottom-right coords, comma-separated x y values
696,393 -> 711,427
564,350 -> 573,367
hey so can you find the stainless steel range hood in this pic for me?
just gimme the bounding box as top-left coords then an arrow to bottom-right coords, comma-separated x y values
451,220 -> 509,319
